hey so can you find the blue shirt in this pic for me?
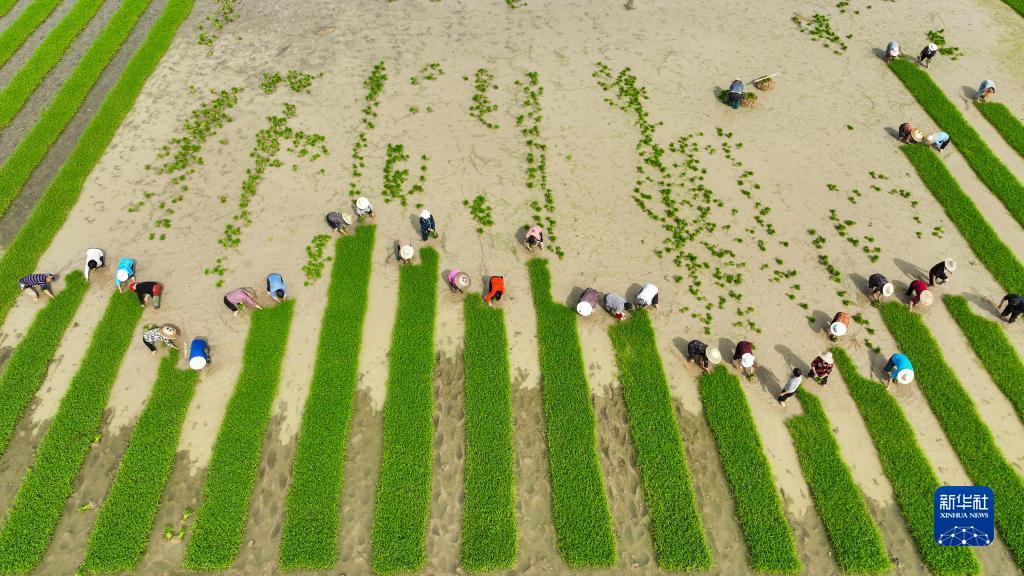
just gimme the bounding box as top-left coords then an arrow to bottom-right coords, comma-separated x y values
885,353 -> 913,374
189,339 -> 209,360
115,258 -> 135,288
933,132 -> 950,145
267,273 -> 286,297
729,80 -> 743,94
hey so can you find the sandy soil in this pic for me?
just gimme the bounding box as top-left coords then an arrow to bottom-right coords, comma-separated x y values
0,0 -> 1023,574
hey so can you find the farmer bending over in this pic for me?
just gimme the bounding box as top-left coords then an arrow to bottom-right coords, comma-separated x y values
19,273 -> 55,300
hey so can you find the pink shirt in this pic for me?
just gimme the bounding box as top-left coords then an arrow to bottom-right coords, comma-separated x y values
448,269 -> 461,285
225,288 -> 258,308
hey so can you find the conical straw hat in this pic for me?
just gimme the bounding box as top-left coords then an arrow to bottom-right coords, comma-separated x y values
189,356 -> 207,370
576,301 -> 593,317
455,272 -> 471,288
897,368 -> 915,385
882,283 -> 894,297
820,351 -> 834,365
341,212 -> 354,225
740,353 -> 755,368
919,290 -> 934,307
356,197 -> 370,210
399,245 -> 414,260
944,258 -> 956,272
159,324 -> 179,339
830,322 -> 848,337
707,347 -> 722,364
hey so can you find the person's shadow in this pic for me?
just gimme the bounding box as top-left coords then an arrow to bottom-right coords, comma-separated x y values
893,257 -> 926,280
964,292 -> 1001,317
961,85 -> 979,101
809,309 -> 832,335
754,366 -> 782,397
564,286 -> 586,309
883,126 -> 900,140
849,273 -> 870,298
718,337 -> 737,362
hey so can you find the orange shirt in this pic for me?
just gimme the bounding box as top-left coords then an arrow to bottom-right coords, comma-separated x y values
484,276 -> 505,302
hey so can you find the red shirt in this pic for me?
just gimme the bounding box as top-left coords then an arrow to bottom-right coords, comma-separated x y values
733,341 -> 753,360
909,279 -> 928,303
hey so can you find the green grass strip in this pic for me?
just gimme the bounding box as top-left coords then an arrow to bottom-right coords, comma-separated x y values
80,351 -> 199,574
182,302 -> 294,570
832,349 -> 979,576
0,0 -> 62,68
944,295 -> 1024,424
889,59 -> 1024,231
880,302 -> 1024,569
278,226 -> 375,571
0,0 -> 193,333
0,269 -> 87,457
0,0 -> 19,18
460,293 -> 517,572
787,389 -> 890,574
976,102 -> 1024,159
901,144 -> 1024,292
0,0 -> 153,216
698,366 -> 801,573
526,259 -> 616,567
607,310 -> 711,570
0,291 -> 141,572
0,0 -> 105,128
371,248 -> 439,574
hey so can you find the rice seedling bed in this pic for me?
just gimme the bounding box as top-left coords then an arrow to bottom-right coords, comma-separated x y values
0,0 -> 62,68
526,258 -> 615,567
786,389 -> 890,573
880,302 -> 1024,569
0,292 -> 142,572
832,349 -> 979,575
888,60 -> 1024,230
976,102 -> 1024,160
278,226 -> 375,571
370,248 -> 439,574
900,144 -> 1024,292
183,301 -> 295,570
0,0 -> 194,330
0,270 -> 87,457
0,0 -> 17,18
80,351 -> 199,574
460,293 -> 517,572
607,311 -> 711,571
944,295 -> 1024,424
0,0 -> 154,217
697,367 -> 801,573
0,0 -> 105,128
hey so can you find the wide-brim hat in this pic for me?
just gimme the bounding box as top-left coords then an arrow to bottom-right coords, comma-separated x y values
399,245 -> 414,260
927,43 -> 938,52
420,209 -> 432,220
455,272 -> 471,288
882,283 -> 895,297
919,290 -> 934,306
830,322 -> 848,337
910,129 -> 924,142
740,353 -> 755,368
189,356 -> 207,370
356,196 -> 370,210
944,258 -> 957,272
576,301 -> 593,317
707,347 -> 722,364
159,324 -> 179,339
117,269 -> 130,282
897,368 -> 915,385
820,351 -> 834,365
341,212 -> 354,225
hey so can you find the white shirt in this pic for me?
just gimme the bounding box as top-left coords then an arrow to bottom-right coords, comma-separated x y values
637,283 -> 659,306
84,248 -> 104,280
782,375 -> 803,394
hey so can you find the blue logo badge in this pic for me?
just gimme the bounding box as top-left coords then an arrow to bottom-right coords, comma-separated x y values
934,486 -> 994,546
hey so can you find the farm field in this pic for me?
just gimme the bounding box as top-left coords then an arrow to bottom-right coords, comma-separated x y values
0,0 -> 1022,575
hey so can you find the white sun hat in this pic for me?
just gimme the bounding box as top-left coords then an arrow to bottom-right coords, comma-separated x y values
919,290 -> 934,307
830,322 -> 848,337
356,196 -> 370,210
819,351 -> 834,365
420,209 -> 432,220
189,356 -> 207,370
882,282 -> 895,297
944,258 -> 957,272
928,43 -> 938,52
897,368 -> 915,385
399,245 -> 414,261
740,353 -> 755,368
707,347 -> 722,365
455,272 -> 471,288
116,268 -> 130,282
576,300 -> 593,317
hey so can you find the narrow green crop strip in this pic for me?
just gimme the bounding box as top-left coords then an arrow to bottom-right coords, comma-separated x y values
0,0 -> 193,331
607,311 -> 711,570
697,367 -> 800,573
526,259 -> 616,567
944,295 -> 1024,424
889,60 -> 1024,230
182,302 -> 294,570
80,351 -> 199,573
976,102 -> 1024,160
0,0 -> 18,18
0,0 -> 106,128
0,270 -> 87,457
278,226 -> 375,571
787,389 -> 890,574
0,0 -> 62,68
0,291 -> 141,572
901,145 -> 1024,292
880,302 -> 1024,569
0,0 -> 153,216
832,349 -> 979,575
460,293 -> 517,572
371,248 -> 439,574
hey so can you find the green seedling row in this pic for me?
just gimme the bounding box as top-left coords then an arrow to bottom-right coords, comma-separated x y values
607,311 -> 711,570
0,0 -> 194,330
944,295 -> 1024,424
371,248 -> 439,574
279,226 -> 376,571
0,292 -> 142,572
80,351 -> 199,573
526,259 -> 616,567
787,389 -> 890,573
889,60 -> 1024,231
880,302 -> 1024,569
0,0 -> 62,68
460,293 -> 518,572
976,102 -> 1024,160
0,0 -> 17,18
697,367 -> 801,573
183,302 -> 295,570
0,0 -> 154,217
0,270 -> 87,456
0,0 -> 105,128
832,349 -> 979,575
900,145 -> 1024,292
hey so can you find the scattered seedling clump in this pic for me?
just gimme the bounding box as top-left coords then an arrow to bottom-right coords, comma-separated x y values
302,234 -> 333,284
349,61 -> 387,197
260,70 -> 322,94
381,144 -> 427,206
791,13 -> 849,54
505,0 -> 525,7
469,68 -> 499,129
516,71 -> 564,258
464,194 -> 494,233
409,62 -> 443,85
926,29 -> 963,60
197,0 -> 237,52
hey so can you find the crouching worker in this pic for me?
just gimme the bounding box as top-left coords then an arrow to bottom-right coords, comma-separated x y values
19,273 -> 55,301
130,281 -> 164,309
867,273 -> 894,302
687,339 -> 721,373
189,338 -> 211,370
447,269 -> 471,293
636,283 -> 659,309
115,258 -> 136,292
829,311 -> 851,342
732,340 -> 755,376
397,242 -> 415,265
85,248 -> 105,281
906,279 -> 933,310
326,211 -> 354,235
726,78 -> 743,109
884,40 -> 901,63
143,324 -> 179,355
576,288 -> 599,317
602,292 -> 633,320
266,273 -> 287,302
999,293 -> 1024,323
484,275 -> 505,307
884,353 -> 914,387
524,225 -> 544,251
978,79 -> 996,102
928,258 -> 955,286
809,351 -> 834,386
224,287 -> 262,317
